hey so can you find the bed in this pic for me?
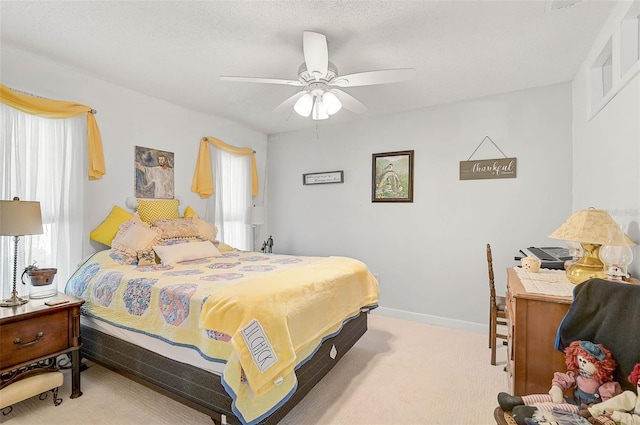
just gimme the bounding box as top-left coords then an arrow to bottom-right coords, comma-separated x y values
65,237 -> 379,425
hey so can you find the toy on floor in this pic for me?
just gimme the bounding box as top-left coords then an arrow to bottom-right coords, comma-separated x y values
498,340 -> 622,425
579,362 -> 640,425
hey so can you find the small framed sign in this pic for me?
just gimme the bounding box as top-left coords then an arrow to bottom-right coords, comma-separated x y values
459,157 -> 517,180
303,171 -> 344,185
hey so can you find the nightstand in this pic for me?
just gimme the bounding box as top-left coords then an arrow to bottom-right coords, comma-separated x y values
0,293 -> 84,399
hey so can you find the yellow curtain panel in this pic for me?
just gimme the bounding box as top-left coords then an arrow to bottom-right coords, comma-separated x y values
0,84 -> 105,180
191,136 -> 259,198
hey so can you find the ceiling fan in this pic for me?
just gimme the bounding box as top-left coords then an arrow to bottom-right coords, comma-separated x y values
220,31 -> 415,121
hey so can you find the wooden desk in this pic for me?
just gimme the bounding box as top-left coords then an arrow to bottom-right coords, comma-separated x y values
506,268 -> 572,396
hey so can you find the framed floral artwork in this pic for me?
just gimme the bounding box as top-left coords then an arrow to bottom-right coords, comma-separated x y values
372,150 -> 414,203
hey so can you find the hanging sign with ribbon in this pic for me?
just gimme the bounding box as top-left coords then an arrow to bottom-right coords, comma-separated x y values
459,136 -> 517,180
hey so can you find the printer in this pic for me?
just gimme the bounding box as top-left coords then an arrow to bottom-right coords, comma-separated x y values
515,246 -> 572,270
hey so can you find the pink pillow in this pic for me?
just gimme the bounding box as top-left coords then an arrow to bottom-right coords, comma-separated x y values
112,218 -> 162,256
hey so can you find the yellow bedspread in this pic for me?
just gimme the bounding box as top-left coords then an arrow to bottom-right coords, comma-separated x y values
65,248 -> 379,424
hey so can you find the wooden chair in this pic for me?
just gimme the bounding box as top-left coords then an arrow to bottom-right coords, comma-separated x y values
487,243 -> 508,365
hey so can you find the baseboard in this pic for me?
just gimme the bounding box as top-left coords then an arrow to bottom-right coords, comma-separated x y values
372,306 -> 487,334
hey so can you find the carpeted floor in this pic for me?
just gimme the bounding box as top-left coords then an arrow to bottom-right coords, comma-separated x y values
0,313 -> 508,425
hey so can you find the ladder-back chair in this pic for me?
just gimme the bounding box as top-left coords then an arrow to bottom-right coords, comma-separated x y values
487,243 -> 508,365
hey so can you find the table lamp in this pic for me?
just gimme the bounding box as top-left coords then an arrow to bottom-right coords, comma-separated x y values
599,223 -> 634,281
549,208 -> 634,284
0,197 -> 44,307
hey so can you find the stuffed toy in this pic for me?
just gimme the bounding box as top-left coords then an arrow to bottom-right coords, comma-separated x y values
579,362 -> 640,425
498,340 -> 622,425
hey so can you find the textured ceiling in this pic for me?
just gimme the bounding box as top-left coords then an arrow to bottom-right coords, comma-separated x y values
0,1 -> 617,135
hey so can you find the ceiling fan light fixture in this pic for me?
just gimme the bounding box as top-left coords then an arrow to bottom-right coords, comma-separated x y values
323,91 -> 342,115
294,93 -> 313,117
311,96 -> 329,120
221,31 -> 414,121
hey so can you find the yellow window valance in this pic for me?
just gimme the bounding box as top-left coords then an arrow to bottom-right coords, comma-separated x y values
191,137 -> 259,198
0,84 -> 106,180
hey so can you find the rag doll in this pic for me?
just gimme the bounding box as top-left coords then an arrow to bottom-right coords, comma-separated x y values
498,340 -> 622,425
580,362 -> 640,425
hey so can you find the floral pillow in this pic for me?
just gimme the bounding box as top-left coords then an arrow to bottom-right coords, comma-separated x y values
137,249 -> 156,266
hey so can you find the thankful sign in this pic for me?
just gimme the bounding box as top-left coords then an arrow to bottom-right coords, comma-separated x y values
459,157 -> 517,180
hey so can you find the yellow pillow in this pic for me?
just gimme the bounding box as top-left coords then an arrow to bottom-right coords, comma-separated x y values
137,199 -> 180,222
183,205 -> 198,218
89,206 -> 134,246
216,241 -> 235,252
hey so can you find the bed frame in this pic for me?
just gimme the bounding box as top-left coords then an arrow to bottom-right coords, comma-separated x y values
80,311 -> 369,424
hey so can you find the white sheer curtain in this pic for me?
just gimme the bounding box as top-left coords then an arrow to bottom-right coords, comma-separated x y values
204,147 -> 252,251
0,103 -> 85,298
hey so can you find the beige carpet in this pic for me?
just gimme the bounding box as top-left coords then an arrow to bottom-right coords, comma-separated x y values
0,313 -> 508,425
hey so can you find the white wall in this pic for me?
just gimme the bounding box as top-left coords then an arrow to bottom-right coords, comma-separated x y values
572,1 -> 640,278
267,83 -> 574,330
1,46 -> 268,263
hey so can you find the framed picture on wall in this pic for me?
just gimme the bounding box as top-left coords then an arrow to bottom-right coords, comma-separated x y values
135,146 -> 175,199
372,150 -> 414,203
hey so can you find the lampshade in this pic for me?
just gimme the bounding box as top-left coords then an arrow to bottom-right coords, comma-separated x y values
0,197 -> 43,236
323,91 -> 342,115
599,223 -> 634,280
294,93 -> 313,117
0,197 -> 44,307
549,208 -> 635,284
125,196 -> 139,210
549,208 -> 634,245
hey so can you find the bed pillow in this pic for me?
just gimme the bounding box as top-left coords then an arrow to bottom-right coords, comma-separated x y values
183,205 -> 198,218
216,241 -> 235,252
189,216 -> 218,241
137,249 -> 157,266
153,240 -> 221,264
89,205 -> 134,246
151,218 -> 200,239
111,218 -> 163,256
137,199 -> 180,222
156,236 -> 203,246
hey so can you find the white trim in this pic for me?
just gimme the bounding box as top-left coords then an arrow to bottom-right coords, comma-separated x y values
371,306 -> 488,334
587,0 -> 640,120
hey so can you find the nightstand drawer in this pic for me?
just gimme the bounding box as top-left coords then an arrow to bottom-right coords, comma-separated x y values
0,310 -> 69,369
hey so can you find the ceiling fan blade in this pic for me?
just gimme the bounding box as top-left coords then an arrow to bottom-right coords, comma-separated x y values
220,76 -> 304,86
273,91 -> 307,113
303,31 -> 328,80
332,89 -> 368,114
330,68 -> 415,87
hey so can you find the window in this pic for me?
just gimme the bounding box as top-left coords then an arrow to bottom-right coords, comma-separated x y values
0,104 -> 85,298
588,0 -> 640,118
205,148 -> 252,251
589,37 -> 613,111
620,10 -> 640,77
